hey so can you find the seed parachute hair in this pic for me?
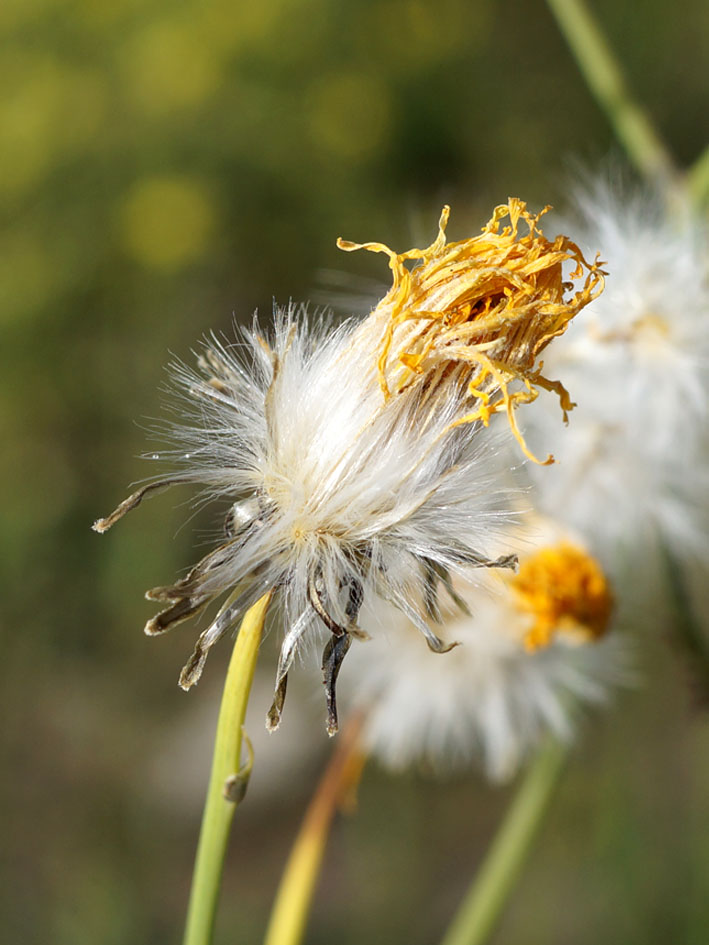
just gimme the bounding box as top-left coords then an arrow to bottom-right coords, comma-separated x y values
94,202 -> 603,734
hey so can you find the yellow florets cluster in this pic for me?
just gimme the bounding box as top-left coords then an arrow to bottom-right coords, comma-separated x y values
508,543 -> 614,651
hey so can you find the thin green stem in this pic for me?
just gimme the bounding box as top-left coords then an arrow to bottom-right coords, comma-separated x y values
182,592 -> 272,945
688,144 -> 709,209
263,714 -> 366,945
546,0 -> 678,189
440,739 -> 567,945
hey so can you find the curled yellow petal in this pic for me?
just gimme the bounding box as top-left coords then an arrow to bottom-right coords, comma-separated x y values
339,200 -> 605,463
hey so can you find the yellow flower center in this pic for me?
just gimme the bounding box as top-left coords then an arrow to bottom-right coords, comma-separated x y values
338,200 -> 605,463
507,543 -> 613,650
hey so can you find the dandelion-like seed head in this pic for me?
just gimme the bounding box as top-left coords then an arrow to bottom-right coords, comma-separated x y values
94,203 -> 601,736
338,199 -> 605,463
523,178 -> 709,568
344,519 -> 623,780
93,310 -> 515,733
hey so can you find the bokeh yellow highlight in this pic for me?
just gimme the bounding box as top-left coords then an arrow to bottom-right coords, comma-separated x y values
308,73 -> 392,163
117,175 -> 217,270
118,19 -> 222,114
1,53 -> 105,199
363,0 -> 490,72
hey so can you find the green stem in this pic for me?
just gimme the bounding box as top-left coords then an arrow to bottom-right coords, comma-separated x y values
545,0 -> 677,188
263,715 -> 366,945
687,144 -> 709,208
440,739 -> 567,945
183,592 -> 272,945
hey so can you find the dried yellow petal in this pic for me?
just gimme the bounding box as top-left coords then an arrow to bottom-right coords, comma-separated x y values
339,200 -> 605,463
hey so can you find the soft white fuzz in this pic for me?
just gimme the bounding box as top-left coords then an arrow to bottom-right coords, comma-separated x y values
94,200 -> 601,734
95,308 -> 515,732
523,180 -> 709,568
343,519 -> 626,781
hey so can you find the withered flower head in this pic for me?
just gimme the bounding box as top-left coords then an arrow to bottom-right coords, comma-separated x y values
338,199 -> 605,463
342,518 -> 623,781
94,202 -> 600,735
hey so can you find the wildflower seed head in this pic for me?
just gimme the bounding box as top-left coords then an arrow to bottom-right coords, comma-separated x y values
338,199 -> 605,463
342,517 -> 624,780
94,203 -> 600,736
522,178 -> 709,567
94,307 -> 518,733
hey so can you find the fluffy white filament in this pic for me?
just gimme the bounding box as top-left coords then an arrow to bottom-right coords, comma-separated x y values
97,307 -> 517,731
523,180 -> 709,572
342,521 -> 626,781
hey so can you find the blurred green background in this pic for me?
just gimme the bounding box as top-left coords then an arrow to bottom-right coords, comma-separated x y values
3,0 -> 709,942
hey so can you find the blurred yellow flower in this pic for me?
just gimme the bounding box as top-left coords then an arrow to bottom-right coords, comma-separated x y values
508,543 -> 614,651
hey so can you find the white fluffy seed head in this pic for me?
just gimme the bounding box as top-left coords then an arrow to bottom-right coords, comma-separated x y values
341,517 -> 628,781
522,178 -> 709,567
168,307 -> 516,603
94,199 -> 604,733
100,305 -> 520,727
